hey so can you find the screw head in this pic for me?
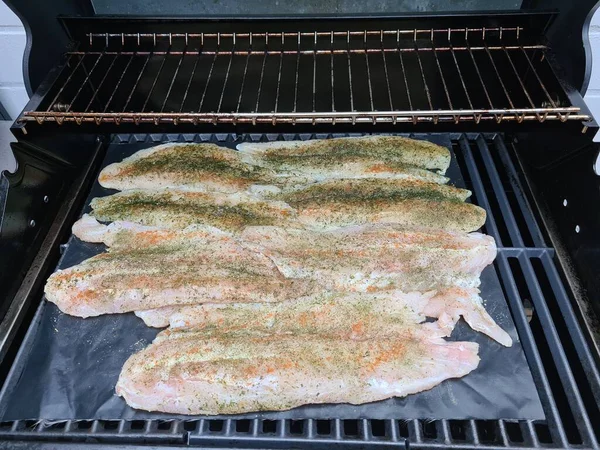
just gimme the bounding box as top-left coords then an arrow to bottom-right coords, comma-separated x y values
29,219 -> 36,227
43,196 -> 49,203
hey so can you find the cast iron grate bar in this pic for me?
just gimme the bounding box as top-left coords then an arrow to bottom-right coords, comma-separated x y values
19,27 -> 589,126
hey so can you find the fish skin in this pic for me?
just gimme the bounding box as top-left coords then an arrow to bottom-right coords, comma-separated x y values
46,224 -> 319,317
98,143 -> 278,193
135,287 -> 512,347
89,189 -> 299,232
116,328 -> 479,415
274,178 -> 484,232
240,224 -> 497,292
236,135 -> 451,175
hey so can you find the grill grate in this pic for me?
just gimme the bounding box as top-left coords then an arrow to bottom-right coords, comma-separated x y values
19,27 -> 590,126
0,133 -> 598,449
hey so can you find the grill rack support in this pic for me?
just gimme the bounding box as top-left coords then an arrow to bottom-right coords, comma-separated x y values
17,25 -> 593,129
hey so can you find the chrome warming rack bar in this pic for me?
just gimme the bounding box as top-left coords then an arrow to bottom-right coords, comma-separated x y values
18,26 -> 591,127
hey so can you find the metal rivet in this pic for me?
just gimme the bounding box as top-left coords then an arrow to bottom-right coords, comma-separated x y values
43,196 -> 49,203
575,225 -> 580,233
29,220 -> 36,227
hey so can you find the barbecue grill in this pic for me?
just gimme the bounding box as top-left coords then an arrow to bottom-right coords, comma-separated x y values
0,1 -> 600,449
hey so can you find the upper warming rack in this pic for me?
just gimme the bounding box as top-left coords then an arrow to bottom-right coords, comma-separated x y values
18,24 -> 592,127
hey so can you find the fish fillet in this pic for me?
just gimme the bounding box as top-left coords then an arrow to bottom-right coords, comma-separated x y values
72,214 -> 179,246
135,287 -> 512,347
136,290 -> 433,331
98,143 -> 279,193
46,223 -> 319,317
99,140 -> 449,194
275,178 -> 484,232
236,135 -> 451,175
87,179 -> 477,233
88,189 -> 299,232
240,224 -> 497,292
116,328 -> 479,415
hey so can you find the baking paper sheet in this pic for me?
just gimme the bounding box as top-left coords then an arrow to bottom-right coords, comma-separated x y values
0,133 -> 545,421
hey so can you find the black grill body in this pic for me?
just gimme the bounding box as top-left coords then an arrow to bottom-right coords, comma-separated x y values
0,4 -> 599,450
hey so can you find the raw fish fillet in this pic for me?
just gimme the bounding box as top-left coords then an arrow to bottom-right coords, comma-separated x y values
116,327 -> 479,415
87,178 -> 476,233
99,139 -> 449,195
136,290 -> 432,331
136,287 -> 512,346
46,222 -> 318,317
69,218 -> 502,342
240,224 -> 497,292
89,189 -> 299,232
98,143 -> 278,193
275,178 -> 483,231
71,214 -> 187,247
237,135 -> 451,175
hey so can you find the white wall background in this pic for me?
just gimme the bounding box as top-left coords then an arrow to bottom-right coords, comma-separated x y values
0,2 -> 27,120
1,5 -> 600,127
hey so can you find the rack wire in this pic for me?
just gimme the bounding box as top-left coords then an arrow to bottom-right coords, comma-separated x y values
19,27 -> 590,126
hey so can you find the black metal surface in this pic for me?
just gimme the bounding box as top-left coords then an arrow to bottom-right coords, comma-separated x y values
522,0 -> 600,94
0,132 -> 597,449
0,134 -> 101,324
0,137 -> 105,368
513,129 -> 600,371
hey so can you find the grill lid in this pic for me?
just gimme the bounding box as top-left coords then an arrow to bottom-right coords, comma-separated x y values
90,0 -> 523,15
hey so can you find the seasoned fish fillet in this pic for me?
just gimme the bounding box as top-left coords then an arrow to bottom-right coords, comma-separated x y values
88,179 -> 476,233
240,224 -> 497,292
136,290 -> 432,331
276,178 -> 484,232
98,139 -> 449,195
72,214 -> 178,246
72,214 -> 234,248
88,189 -> 299,232
98,143 -> 278,193
135,287 -> 512,347
236,135 -> 451,175
46,224 -> 318,317
116,328 -> 479,415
